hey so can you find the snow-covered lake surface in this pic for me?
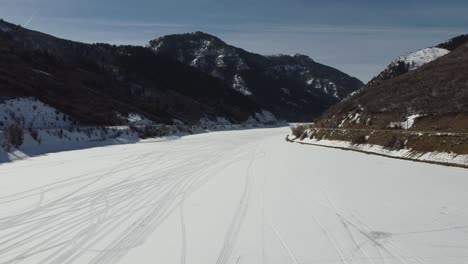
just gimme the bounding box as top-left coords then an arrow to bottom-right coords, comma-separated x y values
0,127 -> 467,264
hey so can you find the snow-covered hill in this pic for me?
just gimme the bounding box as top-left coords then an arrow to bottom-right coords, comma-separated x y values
394,47 -> 449,71
0,97 -> 73,129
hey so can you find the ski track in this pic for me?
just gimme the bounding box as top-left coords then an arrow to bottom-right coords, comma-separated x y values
0,135 -> 263,264
0,127 -> 467,264
216,141 -> 265,264
270,223 -> 299,264
179,195 -> 187,264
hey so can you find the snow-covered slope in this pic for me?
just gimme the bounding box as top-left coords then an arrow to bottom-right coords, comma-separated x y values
0,101 -> 280,162
0,127 -> 467,264
0,97 -> 73,129
126,113 -> 155,126
365,47 -> 450,88
394,47 -> 449,71
199,110 -> 277,127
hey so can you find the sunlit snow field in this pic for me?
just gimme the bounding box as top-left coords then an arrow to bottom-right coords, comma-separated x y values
0,127 -> 467,264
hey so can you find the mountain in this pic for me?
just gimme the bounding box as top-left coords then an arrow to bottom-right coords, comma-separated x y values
436,34 -> 468,51
365,35 -> 468,88
0,19 -> 275,127
148,32 -> 364,121
315,34 -> 468,132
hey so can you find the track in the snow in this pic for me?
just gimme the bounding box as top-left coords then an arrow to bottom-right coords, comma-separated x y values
1,127 -> 467,264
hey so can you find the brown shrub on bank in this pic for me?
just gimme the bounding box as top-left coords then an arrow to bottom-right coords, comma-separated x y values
3,125 -> 24,151
132,125 -> 171,139
290,125 -> 307,138
351,135 -> 368,145
384,135 -> 405,150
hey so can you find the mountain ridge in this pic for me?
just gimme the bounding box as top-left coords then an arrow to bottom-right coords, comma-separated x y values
363,34 -> 468,89
149,31 -> 364,121
0,20 -> 269,126
0,20 -> 363,125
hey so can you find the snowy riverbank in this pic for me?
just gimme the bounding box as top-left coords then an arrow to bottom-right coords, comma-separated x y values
289,136 -> 468,168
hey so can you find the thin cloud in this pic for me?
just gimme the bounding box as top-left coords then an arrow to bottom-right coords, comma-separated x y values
262,24 -> 468,35
41,17 -> 191,29
24,9 -> 39,27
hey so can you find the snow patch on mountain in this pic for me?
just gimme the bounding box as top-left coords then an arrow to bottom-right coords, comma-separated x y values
216,54 -> 227,67
388,114 -> 422,129
199,117 -> 232,126
32,69 -> 52,76
305,78 -> 340,98
200,111 -> 276,127
127,113 -> 155,126
395,47 -> 449,71
0,97 -> 73,129
254,110 -> 277,123
232,74 -> 252,96
270,65 -> 342,98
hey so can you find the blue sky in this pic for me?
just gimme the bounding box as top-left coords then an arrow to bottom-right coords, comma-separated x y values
1,0 -> 467,81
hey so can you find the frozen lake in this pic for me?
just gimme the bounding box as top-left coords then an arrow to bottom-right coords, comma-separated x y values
0,127 -> 467,264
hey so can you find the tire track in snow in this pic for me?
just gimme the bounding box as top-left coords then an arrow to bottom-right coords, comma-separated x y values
179,195 -> 187,264
320,188 -> 362,264
270,223 -> 299,264
320,189 -> 417,264
0,138 -> 256,264
216,142 -> 265,264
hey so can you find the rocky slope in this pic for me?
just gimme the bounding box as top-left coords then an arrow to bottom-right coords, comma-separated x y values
297,35 -> 468,157
315,35 -> 468,132
149,32 -> 364,121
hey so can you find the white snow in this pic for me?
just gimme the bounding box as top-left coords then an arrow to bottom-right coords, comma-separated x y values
0,127 -> 467,264
296,135 -> 468,167
216,54 -> 227,67
127,113 -> 154,126
338,112 -> 362,127
200,111 -> 276,128
199,116 -> 232,127
304,78 -> 340,99
396,47 -> 449,71
0,97 -> 73,129
388,114 -> 422,129
32,69 -> 53,76
232,74 -> 253,96
254,110 -> 277,123
0,127 -> 139,162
